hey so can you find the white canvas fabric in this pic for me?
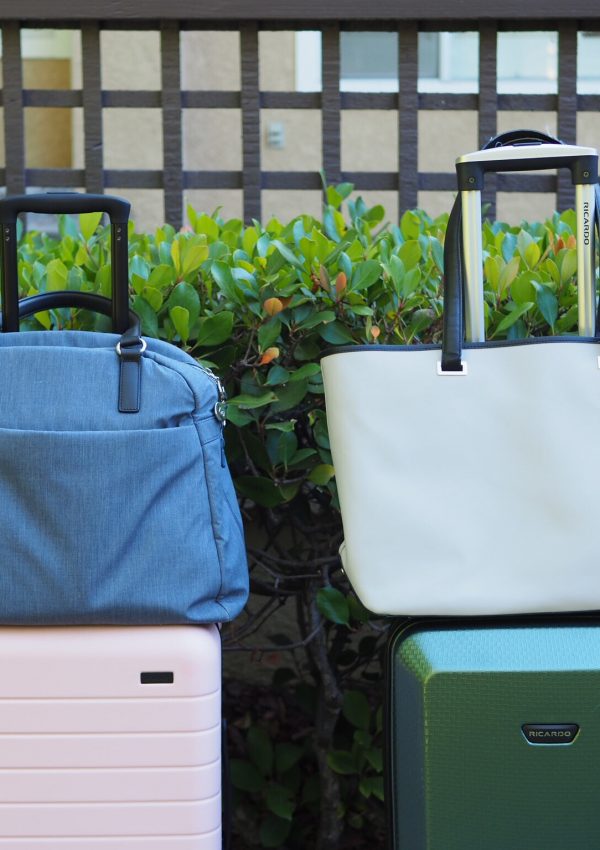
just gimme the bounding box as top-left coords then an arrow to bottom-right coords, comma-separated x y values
322,341 -> 600,615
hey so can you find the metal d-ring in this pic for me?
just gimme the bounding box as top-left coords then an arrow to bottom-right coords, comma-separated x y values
115,338 -> 147,356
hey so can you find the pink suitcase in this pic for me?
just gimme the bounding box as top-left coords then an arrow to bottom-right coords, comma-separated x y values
0,625 -> 222,849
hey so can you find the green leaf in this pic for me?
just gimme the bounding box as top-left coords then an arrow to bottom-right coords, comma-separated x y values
211,260 -> 240,301
365,747 -> 383,772
228,391 -> 277,409
142,285 -> 163,312
516,229 -> 533,259
501,231 -> 517,264
484,256 -> 501,292
524,241 -> 541,269
272,239 -> 304,269
169,306 -> 190,343
247,726 -> 274,777
351,260 -> 381,291
193,213 -> 219,241
130,254 -> 150,282
235,476 -> 282,507
308,464 -> 335,485
259,814 -> 292,848
197,311 -> 234,346
536,284 -> 558,329
398,239 -> 422,269
289,363 -> 321,382
266,783 -> 295,821
96,264 -> 112,298
363,203 -> 385,225
167,282 -> 200,322
266,365 -> 290,386
79,211 -> 102,242
67,266 -> 85,291
496,302 -> 534,334
270,379 -> 309,414
348,594 -> 371,624
327,749 -> 356,775
317,586 -> 350,626
498,256 -> 520,295
226,406 -> 254,427
265,421 -> 296,433
132,295 -> 159,337
400,210 -> 421,240
258,318 -> 282,351
400,266 -> 421,299
359,776 -> 384,801
230,759 -> 265,793
510,272 -> 536,304
343,690 -> 371,731
298,310 -> 336,330
275,743 -> 303,775
318,321 -> 354,345
149,263 -> 176,289
46,258 -> 68,292
430,236 -> 444,272
181,239 -> 209,277
560,248 -> 577,284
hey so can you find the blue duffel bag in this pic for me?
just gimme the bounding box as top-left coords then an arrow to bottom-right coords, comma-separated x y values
0,193 -> 248,624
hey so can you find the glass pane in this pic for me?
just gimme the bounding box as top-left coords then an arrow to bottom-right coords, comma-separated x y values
578,32 -> 600,93
418,32 -> 478,93
497,32 -> 557,94
341,32 -> 397,80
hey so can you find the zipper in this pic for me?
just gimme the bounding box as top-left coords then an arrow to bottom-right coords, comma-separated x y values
195,362 -> 227,424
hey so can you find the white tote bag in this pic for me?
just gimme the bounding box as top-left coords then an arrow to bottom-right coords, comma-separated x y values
322,140 -> 600,616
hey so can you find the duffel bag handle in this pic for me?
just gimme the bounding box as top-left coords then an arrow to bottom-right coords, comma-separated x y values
0,193 -> 130,335
441,135 -> 599,372
3,290 -> 146,415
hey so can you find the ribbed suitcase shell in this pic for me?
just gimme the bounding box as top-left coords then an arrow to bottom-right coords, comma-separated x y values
0,625 -> 221,848
387,618 -> 600,850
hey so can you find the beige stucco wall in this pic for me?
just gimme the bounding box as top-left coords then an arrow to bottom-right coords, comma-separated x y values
48,30 -> 600,229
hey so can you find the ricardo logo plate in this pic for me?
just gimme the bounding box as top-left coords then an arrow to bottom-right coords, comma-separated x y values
522,724 -> 579,745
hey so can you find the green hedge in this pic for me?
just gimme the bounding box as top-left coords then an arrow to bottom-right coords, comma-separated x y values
14,187 -> 582,850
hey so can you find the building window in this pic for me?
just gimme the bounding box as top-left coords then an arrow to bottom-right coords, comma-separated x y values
295,30 -> 600,94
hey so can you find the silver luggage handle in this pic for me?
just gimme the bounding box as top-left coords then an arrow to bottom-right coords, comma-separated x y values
455,143 -> 599,341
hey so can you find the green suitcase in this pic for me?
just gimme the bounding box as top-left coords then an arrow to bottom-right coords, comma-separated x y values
386,617 -> 600,849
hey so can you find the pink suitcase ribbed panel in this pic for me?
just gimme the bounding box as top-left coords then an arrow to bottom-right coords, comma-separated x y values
0,626 -> 222,848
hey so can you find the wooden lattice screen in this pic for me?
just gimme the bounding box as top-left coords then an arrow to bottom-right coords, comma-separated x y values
1,2 -> 599,228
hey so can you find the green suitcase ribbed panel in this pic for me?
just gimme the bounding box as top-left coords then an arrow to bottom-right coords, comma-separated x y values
388,622 -> 600,850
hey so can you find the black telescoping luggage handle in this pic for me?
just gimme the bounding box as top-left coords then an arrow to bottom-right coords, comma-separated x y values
8,291 -> 141,337
441,130 -> 600,372
0,192 -> 131,335
455,140 -> 598,191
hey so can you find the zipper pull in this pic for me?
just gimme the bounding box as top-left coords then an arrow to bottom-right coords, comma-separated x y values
214,377 -> 227,425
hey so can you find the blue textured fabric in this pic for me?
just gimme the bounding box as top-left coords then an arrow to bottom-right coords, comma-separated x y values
0,330 -> 249,624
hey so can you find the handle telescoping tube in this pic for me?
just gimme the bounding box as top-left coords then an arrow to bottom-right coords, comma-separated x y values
456,144 -> 599,342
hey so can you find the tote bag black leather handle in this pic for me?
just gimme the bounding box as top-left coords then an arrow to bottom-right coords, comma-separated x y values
0,193 -> 131,335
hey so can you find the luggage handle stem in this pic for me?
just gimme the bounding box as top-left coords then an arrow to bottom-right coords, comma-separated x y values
4,290 -> 145,415
0,193 -> 131,336
442,139 -> 600,372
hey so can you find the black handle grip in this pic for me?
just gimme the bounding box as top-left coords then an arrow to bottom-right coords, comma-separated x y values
456,146 -> 597,191
0,193 -> 130,226
483,129 -> 562,149
10,291 -> 140,337
0,193 -> 130,335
